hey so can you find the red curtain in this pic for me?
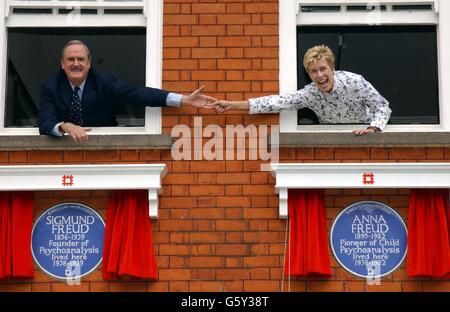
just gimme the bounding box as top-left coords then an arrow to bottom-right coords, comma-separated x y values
284,189 -> 331,277
103,190 -> 158,280
0,192 -> 34,280
407,189 -> 450,278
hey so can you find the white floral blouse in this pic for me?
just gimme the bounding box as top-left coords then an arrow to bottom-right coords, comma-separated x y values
249,71 -> 391,130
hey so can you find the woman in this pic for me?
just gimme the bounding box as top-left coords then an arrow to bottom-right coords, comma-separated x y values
212,45 -> 391,135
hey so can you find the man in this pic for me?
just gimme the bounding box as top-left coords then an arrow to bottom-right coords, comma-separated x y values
212,45 -> 391,135
39,40 -> 216,143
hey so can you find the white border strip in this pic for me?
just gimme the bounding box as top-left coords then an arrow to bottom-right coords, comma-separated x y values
0,164 -> 166,219
1,0 -> 164,135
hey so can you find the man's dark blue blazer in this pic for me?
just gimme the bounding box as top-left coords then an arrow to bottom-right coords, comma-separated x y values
39,68 -> 170,136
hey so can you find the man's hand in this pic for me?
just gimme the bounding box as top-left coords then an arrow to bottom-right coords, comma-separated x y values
353,126 -> 380,136
181,86 -> 217,108
60,122 -> 91,143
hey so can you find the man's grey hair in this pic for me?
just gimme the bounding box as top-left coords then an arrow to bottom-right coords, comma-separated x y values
61,40 -> 91,60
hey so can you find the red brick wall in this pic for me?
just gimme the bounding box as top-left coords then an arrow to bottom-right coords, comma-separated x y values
2,148 -> 450,292
1,0 -> 449,292
161,0 -> 280,134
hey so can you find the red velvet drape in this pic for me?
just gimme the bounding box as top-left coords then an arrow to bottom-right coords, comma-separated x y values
103,190 -> 158,280
407,189 -> 450,278
0,192 -> 34,280
284,189 -> 331,277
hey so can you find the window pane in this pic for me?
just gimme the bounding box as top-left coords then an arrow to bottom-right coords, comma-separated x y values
297,26 -> 439,125
6,27 -> 146,127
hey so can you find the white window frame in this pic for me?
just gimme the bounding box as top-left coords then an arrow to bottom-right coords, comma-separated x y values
279,0 -> 450,133
0,164 -> 167,219
0,0 -> 164,135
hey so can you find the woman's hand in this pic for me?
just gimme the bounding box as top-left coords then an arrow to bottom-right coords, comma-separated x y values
211,100 -> 234,113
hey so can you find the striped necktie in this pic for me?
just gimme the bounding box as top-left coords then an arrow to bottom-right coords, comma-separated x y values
69,86 -> 82,125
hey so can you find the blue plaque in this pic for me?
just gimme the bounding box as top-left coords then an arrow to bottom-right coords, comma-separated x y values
330,201 -> 407,278
31,202 -> 105,280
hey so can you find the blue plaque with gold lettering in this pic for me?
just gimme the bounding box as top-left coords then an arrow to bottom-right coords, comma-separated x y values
330,201 -> 407,278
31,203 -> 105,280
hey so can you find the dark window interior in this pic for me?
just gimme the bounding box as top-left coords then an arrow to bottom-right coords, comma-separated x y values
297,25 -> 439,125
6,27 -> 146,127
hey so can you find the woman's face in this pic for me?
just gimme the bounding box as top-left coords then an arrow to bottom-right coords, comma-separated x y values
307,60 -> 335,93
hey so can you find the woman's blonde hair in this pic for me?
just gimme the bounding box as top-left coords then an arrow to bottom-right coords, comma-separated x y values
303,45 -> 335,73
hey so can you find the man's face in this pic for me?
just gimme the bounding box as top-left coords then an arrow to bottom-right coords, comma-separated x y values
307,59 -> 335,93
61,44 -> 91,86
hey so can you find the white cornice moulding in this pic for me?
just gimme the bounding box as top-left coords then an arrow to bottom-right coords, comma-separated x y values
0,164 -> 167,219
271,162 -> 450,219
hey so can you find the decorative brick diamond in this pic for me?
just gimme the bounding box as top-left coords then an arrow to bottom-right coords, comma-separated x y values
362,173 -> 375,185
